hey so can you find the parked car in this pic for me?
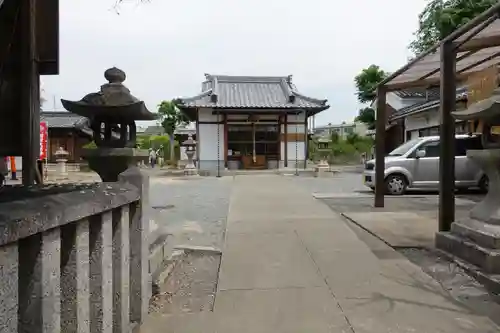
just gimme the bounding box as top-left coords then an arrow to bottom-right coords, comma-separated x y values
363,134 -> 487,195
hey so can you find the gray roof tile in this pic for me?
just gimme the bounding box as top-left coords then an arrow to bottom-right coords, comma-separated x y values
179,74 -> 329,111
40,111 -> 87,128
390,87 -> 468,120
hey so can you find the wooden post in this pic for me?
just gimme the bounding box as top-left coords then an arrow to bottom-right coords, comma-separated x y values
439,40 -> 457,231
304,112 -> 308,168
223,114 -> 228,167
20,0 -> 39,185
284,113 -> 288,167
374,86 -> 387,208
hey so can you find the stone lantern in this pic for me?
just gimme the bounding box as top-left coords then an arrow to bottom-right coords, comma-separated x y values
436,86 -> 500,275
54,146 -> 69,179
182,134 -> 198,176
61,67 -> 156,181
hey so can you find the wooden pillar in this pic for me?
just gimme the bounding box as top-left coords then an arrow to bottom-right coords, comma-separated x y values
374,86 -> 387,208
284,114 -> 288,167
439,40 -> 457,231
223,114 -> 228,167
304,113 -> 308,168
20,0 -> 39,185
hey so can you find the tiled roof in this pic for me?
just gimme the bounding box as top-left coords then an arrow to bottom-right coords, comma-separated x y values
40,111 -> 87,128
389,87 -> 468,120
393,88 -> 440,99
178,74 -> 329,111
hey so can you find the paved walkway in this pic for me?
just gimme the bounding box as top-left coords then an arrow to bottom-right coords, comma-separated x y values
143,175 -> 498,333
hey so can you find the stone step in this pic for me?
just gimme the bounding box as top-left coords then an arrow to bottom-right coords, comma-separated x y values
436,231 -> 500,274
451,221 -> 500,249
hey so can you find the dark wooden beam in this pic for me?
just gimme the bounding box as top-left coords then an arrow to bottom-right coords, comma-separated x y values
284,114 -> 288,167
439,40 -> 457,232
20,0 -> 39,185
374,86 -> 386,208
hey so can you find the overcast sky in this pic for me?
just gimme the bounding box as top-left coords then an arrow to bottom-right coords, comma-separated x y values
41,0 -> 428,127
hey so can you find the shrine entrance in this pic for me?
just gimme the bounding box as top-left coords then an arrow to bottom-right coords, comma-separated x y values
226,123 -> 280,170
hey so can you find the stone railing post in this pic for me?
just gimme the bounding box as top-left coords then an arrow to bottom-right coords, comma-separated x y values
0,183 -> 140,333
119,167 -> 150,325
18,229 -> 61,333
60,220 -> 90,333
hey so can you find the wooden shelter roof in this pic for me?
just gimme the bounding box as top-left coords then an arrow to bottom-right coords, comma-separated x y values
380,4 -> 500,91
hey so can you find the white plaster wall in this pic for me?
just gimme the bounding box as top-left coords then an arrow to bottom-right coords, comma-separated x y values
198,108 -> 219,122
280,123 -> 306,162
198,123 -> 224,161
404,108 -> 440,132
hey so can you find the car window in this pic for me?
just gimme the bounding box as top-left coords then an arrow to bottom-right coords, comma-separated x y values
420,141 -> 440,157
456,137 -> 483,156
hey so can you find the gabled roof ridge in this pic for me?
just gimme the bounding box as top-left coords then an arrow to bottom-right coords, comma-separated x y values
205,74 -> 291,83
178,89 -> 213,103
292,90 -> 327,105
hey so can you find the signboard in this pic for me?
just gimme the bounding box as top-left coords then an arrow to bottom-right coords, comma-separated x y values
467,66 -> 498,107
40,121 -> 48,160
466,66 -> 498,133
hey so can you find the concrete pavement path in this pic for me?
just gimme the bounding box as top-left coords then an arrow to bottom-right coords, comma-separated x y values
143,175 -> 498,333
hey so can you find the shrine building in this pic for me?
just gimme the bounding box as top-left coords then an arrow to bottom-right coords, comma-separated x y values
177,74 -> 329,172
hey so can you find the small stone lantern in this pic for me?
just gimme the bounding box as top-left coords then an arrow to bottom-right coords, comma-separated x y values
182,134 -> 198,176
54,146 -> 69,179
61,67 -> 156,181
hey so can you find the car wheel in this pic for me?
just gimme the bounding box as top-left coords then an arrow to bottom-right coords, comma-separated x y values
385,174 -> 407,195
479,175 -> 489,193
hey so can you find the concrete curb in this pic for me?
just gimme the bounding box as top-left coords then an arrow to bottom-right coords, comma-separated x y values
432,248 -> 500,295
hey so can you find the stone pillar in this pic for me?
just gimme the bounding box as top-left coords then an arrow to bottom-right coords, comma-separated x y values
89,212 -> 113,333
60,220 -> 90,333
112,206 -> 130,333
119,167 -> 150,325
0,242 -> 18,333
18,229 -> 61,333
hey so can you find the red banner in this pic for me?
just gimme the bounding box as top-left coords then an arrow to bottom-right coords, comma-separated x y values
40,121 -> 48,160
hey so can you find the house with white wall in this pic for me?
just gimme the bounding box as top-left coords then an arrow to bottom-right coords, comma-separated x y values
388,87 -> 468,141
177,74 -> 329,172
312,122 -> 368,139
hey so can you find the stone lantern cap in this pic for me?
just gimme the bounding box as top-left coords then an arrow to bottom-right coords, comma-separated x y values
182,134 -> 196,147
452,87 -> 500,121
60,67 -> 156,122
55,146 -> 69,158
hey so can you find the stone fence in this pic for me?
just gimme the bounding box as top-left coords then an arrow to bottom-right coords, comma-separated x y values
0,167 -> 150,333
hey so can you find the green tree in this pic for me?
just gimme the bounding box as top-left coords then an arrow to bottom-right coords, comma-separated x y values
409,0 -> 497,54
330,131 -> 340,144
355,107 -> 376,130
157,100 -> 188,162
346,133 -> 360,145
354,65 -> 389,104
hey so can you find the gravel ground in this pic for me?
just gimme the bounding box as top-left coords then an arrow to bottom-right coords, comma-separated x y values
150,176 -> 233,249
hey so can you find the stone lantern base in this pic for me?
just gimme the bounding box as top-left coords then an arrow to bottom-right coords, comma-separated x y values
436,149 -> 500,275
314,159 -> 330,178
83,148 -> 149,182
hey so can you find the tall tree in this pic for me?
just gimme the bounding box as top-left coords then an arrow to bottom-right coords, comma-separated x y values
409,0 -> 497,54
355,107 -> 376,130
354,65 -> 388,104
157,100 -> 188,162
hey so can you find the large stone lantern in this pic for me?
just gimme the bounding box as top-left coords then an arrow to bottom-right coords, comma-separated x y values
182,134 -> 198,176
61,67 -> 156,181
436,86 -> 500,275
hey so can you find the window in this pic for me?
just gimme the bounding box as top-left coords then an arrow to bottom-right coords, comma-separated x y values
455,136 -> 483,156
344,127 -> 354,134
420,140 -> 440,157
